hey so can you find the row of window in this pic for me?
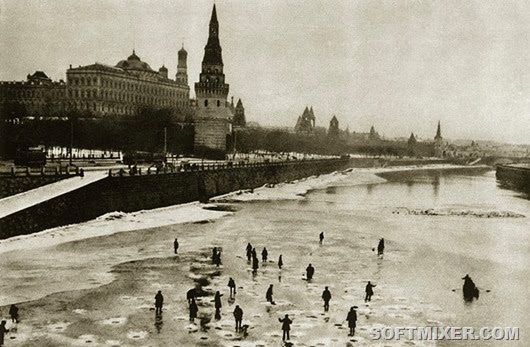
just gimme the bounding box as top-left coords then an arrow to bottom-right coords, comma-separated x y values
68,76 -> 186,94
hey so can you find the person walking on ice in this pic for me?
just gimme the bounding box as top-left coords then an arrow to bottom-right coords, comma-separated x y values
266,284 -> 275,305
322,286 -> 332,312
346,306 -> 358,336
279,314 -> 293,341
228,277 -> 236,297
377,238 -> 385,257
319,232 -> 324,244
154,290 -> 164,315
174,238 -> 179,254
214,291 -> 223,320
262,247 -> 268,262
278,254 -> 283,269
233,305 -> 243,332
306,263 -> 315,281
189,298 -> 198,323
365,281 -> 376,302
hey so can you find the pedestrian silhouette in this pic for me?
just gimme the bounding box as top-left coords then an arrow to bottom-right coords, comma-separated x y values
262,247 -> 268,262
174,238 -> 179,254
365,281 -> 376,302
0,321 -> 9,347
462,274 -> 479,301
9,304 -> 19,323
251,247 -> 257,260
322,287 -> 332,312
246,243 -> 252,262
377,238 -> 385,256
346,306 -> 358,336
186,288 -> 196,304
212,247 -> 218,264
252,255 -> 259,273
189,298 -> 198,323
306,263 -> 315,281
233,305 -> 243,332
279,314 -> 293,341
228,277 -> 237,297
214,291 -> 223,320
278,254 -> 283,269
266,284 -> 275,305
154,290 -> 164,315
319,232 -> 324,244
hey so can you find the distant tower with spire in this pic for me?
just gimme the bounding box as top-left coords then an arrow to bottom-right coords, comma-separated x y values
193,4 -> 233,157
176,44 -> 188,85
434,121 -> 444,157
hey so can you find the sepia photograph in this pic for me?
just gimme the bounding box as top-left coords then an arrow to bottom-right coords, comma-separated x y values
0,0 -> 528,346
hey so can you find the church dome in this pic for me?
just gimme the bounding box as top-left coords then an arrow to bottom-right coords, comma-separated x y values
116,50 -> 153,71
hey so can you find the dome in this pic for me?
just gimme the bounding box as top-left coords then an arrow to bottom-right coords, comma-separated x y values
159,65 -> 168,72
115,50 -> 153,71
178,46 -> 188,57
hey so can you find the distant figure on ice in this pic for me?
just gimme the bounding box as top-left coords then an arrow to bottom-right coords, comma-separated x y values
154,290 -> 164,315
186,288 -> 196,304
174,238 -> 179,254
262,247 -> 268,262
365,281 -> 376,302
346,306 -> 358,336
251,247 -> 257,260
228,277 -> 237,297
319,232 -> 324,244
214,291 -> 223,320
279,314 -> 293,341
9,304 -> 19,323
462,274 -> 479,301
189,298 -> 198,323
233,305 -> 243,332
246,243 -> 253,262
278,254 -> 283,269
306,263 -> 315,281
266,284 -> 275,304
212,247 -> 218,264
0,321 -> 9,346
377,238 -> 385,256
252,255 -> 259,273
322,287 -> 332,312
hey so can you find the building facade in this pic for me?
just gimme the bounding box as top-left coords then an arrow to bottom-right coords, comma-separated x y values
193,4 -> 234,156
0,71 -> 66,117
1,50 -> 190,118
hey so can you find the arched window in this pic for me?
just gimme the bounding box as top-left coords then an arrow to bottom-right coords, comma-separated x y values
204,99 -> 208,107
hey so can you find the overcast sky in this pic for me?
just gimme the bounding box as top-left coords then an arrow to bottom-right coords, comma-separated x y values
0,0 -> 528,144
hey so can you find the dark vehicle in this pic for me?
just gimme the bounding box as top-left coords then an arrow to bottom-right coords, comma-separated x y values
14,148 -> 46,167
123,151 -> 166,166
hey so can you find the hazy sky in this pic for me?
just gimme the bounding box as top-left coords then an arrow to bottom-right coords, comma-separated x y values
1,0 -> 528,144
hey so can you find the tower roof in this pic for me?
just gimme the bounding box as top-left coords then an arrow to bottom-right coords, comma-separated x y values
435,121 -> 442,139
236,98 -> 243,108
202,4 -> 223,66
116,50 -> 153,71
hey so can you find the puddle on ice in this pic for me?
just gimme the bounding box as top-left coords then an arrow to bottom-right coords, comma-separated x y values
126,330 -> 148,339
100,317 -> 127,326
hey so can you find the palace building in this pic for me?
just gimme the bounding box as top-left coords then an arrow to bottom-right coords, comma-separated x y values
1,49 -> 190,118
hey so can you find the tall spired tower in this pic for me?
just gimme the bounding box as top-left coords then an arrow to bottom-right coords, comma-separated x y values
434,121 -> 444,157
194,4 -> 233,157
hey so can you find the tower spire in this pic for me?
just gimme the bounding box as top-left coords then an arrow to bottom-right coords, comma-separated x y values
435,121 -> 442,140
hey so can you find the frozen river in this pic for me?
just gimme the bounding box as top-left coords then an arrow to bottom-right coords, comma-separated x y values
0,166 -> 528,346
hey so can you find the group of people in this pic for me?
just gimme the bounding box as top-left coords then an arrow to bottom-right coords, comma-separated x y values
157,233 -> 382,342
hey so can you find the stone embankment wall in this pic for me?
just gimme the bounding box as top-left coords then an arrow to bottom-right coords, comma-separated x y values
0,174 -> 74,199
496,164 -> 530,195
0,158 -> 353,239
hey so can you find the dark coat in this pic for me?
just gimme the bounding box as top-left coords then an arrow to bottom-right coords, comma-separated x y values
365,283 -> 375,295
214,294 -> 222,309
266,287 -> 273,300
228,278 -> 236,288
189,301 -> 198,318
346,310 -> 357,327
233,307 -> 243,320
322,289 -> 332,302
279,317 -> 293,331
155,293 -> 164,307
186,288 -> 195,300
